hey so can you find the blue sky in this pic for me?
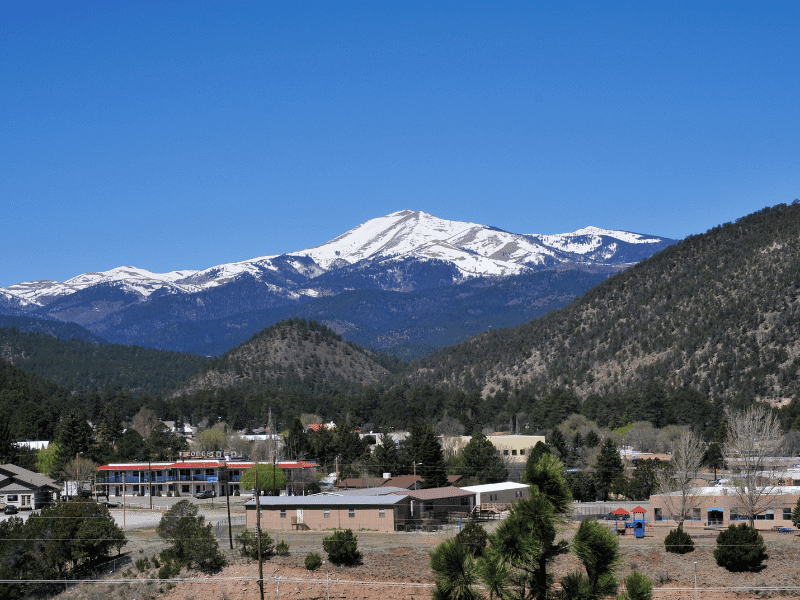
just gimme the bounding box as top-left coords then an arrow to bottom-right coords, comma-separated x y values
2,1 -> 798,287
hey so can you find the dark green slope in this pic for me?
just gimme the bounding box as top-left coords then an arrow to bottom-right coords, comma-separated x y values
412,202 -> 800,403
0,326 -> 209,397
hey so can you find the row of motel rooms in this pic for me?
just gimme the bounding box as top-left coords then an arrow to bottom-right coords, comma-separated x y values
95,459 -> 320,497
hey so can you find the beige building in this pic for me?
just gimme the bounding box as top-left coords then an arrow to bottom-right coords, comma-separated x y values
486,435 -> 546,462
649,486 -> 800,531
245,495 -> 412,533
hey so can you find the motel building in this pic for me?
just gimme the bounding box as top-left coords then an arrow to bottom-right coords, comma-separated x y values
95,458 -> 319,498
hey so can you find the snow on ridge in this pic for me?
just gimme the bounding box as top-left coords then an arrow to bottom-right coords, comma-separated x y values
566,226 -> 663,244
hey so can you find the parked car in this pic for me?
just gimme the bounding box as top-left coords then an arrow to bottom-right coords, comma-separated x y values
195,490 -> 215,499
4,505 -> 18,515
100,501 -> 120,508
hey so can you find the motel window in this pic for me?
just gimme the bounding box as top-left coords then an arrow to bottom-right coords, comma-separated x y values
349,508 -> 355,518
784,508 -> 793,520
653,508 -> 662,521
280,509 -> 286,518
520,449 -> 525,455
324,509 -> 330,518
379,508 -> 385,518
503,450 -> 509,456
182,485 -> 190,493
512,450 -> 517,455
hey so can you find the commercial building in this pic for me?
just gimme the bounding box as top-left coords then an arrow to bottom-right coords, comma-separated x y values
245,485 -> 478,532
95,459 -> 319,497
649,486 -> 800,530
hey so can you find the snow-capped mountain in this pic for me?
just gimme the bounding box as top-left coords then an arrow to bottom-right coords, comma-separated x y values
0,210 -> 675,355
1,210 -> 673,308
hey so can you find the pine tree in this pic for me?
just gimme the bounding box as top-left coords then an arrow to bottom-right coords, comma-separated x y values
594,438 -> 624,501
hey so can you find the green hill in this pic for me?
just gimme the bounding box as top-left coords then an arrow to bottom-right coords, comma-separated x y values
411,202 -> 800,405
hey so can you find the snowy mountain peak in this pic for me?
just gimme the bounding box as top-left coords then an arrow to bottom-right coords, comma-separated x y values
0,210 -> 675,308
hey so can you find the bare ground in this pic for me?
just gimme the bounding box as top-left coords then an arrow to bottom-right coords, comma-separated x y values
52,522 -> 800,600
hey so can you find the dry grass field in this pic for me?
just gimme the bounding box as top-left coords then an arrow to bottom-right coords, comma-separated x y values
47,521 -> 800,600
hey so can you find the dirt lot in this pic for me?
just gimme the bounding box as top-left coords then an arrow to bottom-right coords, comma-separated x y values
51,521 -> 800,600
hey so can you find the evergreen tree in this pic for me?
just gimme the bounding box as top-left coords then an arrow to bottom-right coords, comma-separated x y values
283,418 -> 309,460
407,422 -> 447,488
460,433 -> 508,485
594,438 -> 624,501
548,427 -> 568,459
369,432 -> 403,477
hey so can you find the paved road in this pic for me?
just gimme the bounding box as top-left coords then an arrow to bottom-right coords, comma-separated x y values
0,495 -> 248,530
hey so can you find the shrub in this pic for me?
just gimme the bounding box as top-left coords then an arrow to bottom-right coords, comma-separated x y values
236,529 -> 273,559
135,556 -> 151,572
322,529 -> 362,566
234,490 -> 240,496
175,491 -> 180,497
714,524 -> 768,572
664,528 -> 694,554
167,491 -> 173,497
157,556 -> 180,579
156,491 -> 162,497
619,571 -> 654,600
305,552 -> 322,571
275,540 -> 290,556
455,522 -> 488,557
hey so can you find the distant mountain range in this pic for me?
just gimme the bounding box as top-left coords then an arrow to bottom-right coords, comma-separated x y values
0,210 -> 676,356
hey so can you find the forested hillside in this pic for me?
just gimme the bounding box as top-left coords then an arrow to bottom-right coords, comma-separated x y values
0,359 -> 76,441
173,318 -> 399,398
412,202 -> 800,404
0,326 -> 209,397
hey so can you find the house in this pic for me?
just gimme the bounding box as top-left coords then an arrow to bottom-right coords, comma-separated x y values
95,459 -> 319,497
0,464 -> 60,509
649,485 -> 800,530
461,482 -> 530,510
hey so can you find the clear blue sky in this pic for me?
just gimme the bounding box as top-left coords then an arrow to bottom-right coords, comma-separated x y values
2,1 -> 798,287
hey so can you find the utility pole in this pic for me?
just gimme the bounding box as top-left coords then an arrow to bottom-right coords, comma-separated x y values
223,461 -> 233,550
255,464 -> 264,600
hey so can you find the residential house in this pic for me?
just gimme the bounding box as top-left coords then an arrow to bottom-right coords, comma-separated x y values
0,464 -> 60,509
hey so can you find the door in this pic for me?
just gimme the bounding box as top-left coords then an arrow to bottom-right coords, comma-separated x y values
296,508 -> 304,523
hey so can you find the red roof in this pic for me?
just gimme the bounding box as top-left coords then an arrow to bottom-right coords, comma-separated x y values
632,506 -> 647,514
612,507 -> 630,515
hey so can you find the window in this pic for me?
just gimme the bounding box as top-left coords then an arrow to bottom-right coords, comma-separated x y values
349,508 -> 355,518
692,508 -> 701,521
280,509 -> 286,518
324,509 -> 330,518
182,485 -> 190,493
503,450 -> 509,456
654,508 -> 662,521
379,508 -> 385,518
512,449 -> 518,456
784,508 -> 792,520
520,449 -> 525,455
